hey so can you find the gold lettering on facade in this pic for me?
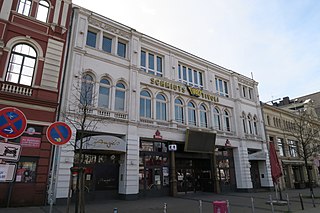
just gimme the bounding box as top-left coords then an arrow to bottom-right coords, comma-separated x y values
96,139 -> 120,148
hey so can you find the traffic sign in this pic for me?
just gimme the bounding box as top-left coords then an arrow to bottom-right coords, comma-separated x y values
0,107 -> 27,139
46,122 -> 72,146
0,142 -> 21,161
0,163 -> 17,182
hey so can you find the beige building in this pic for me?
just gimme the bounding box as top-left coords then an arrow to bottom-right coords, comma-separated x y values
262,98 -> 320,190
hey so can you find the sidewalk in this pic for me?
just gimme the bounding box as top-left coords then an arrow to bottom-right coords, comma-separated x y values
1,188 -> 320,213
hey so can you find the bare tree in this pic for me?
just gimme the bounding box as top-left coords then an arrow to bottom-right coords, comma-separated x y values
286,109 -> 320,196
61,72 -> 107,213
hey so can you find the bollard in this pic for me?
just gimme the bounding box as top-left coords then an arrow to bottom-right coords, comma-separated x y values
311,192 -> 316,208
286,193 -> 290,212
226,200 -> 231,213
199,200 -> 202,213
299,193 -> 304,210
163,202 -> 167,213
113,207 -> 118,213
251,197 -> 255,213
269,195 -> 274,213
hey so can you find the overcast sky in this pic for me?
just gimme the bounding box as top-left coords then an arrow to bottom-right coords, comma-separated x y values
73,0 -> 320,102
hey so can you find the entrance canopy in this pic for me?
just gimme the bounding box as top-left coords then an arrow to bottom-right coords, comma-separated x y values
184,129 -> 216,154
248,151 -> 267,161
81,135 -> 126,152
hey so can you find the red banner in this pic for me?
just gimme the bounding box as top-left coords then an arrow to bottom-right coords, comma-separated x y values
269,141 -> 283,182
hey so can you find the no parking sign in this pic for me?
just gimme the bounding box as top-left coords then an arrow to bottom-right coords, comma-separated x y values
46,122 -> 72,146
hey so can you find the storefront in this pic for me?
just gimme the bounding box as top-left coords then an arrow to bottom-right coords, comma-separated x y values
72,134 -> 126,200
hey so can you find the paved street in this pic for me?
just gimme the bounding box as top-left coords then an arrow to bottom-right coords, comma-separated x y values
1,188 -> 320,213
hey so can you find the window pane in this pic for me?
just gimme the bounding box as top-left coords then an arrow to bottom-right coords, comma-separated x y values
115,91 -> 125,111
199,72 -> 203,86
36,0 -> 49,22
86,31 -> 97,47
20,75 -> 32,86
18,0 -> 31,16
178,65 -> 181,79
194,70 -> 198,84
182,66 -> 187,81
146,99 -> 151,117
98,87 -> 109,108
21,66 -> 34,76
148,54 -> 154,70
156,56 -> 162,72
188,68 -> 193,83
102,36 -> 112,53
117,42 -> 126,58
141,51 -> 146,68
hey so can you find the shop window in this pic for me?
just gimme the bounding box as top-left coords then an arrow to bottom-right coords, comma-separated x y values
16,157 -> 37,183
36,0 -> 49,22
17,0 -> 32,16
5,43 -> 37,86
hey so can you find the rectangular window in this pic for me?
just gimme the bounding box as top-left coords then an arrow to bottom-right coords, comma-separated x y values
18,0 -> 32,16
288,140 -> 298,157
240,84 -> 254,100
140,50 -> 163,76
141,51 -> 146,72
178,64 -> 203,88
277,138 -> 285,157
102,36 -> 112,53
117,41 -> 126,58
86,31 -> 97,48
215,78 -> 229,97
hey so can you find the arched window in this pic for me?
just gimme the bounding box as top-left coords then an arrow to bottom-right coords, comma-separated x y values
213,107 -> 221,130
199,104 -> 208,128
17,0 -> 32,16
253,116 -> 258,135
115,82 -> 126,111
6,43 -> 37,86
223,110 -> 231,132
156,94 -> 167,120
188,102 -> 196,126
140,90 -> 151,118
247,114 -> 253,134
242,112 -> 247,133
98,78 -> 110,108
80,74 -> 94,106
36,0 -> 50,22
174,98 -> 184,123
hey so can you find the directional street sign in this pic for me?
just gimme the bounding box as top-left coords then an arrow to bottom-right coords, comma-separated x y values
46,122 -> 72,146
0,107 -> 27,139
0,142 -> 22,161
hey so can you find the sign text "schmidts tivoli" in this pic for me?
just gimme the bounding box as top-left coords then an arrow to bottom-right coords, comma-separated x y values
150,78 -> 219,103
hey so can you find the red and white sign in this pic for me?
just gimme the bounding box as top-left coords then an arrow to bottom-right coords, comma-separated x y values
20,136 -> 41,148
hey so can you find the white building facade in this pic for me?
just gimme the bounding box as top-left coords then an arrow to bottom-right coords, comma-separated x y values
55,6 -> 273,201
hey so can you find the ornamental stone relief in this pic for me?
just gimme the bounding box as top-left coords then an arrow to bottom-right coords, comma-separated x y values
88,17 -> 130,39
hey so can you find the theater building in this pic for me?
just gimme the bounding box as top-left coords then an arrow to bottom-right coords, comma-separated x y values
55,5 -> 273,201
0,0 -> 71,206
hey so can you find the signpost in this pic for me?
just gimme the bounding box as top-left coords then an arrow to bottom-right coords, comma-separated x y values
46,122 -> 72,146
0,142 -> 21,161
46,121 -> 72,213
0,107 -> 27,139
